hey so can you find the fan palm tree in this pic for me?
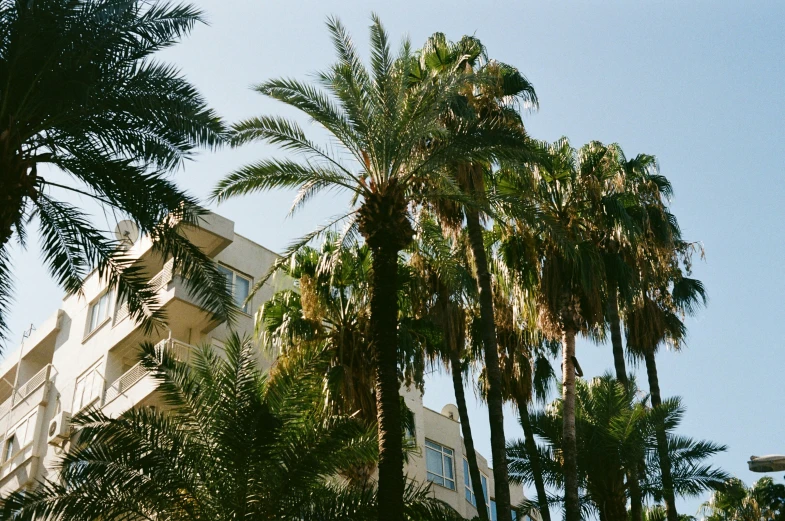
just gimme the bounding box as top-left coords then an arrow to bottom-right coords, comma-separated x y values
0,333 -> 464,521
508,375 -> 728,521
497,138 -> 609,521
626,261 -> 707,521
259,238 -> 430,485
488,297 -> 557,521
0,0 -> 235,343
590,146 -> 676,388
413,33 -> 538,521
212,16 -> 525,520
573,141 -> 676,521
700,477 -> 785,521
406,212 -> 489,520
258,240 -> 377,424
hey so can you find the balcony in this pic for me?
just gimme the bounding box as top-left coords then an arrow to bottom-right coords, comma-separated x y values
111,258 -> 224,341
102,339 -> 195,416
0,365 -> 52,434
0,365 -> 53,495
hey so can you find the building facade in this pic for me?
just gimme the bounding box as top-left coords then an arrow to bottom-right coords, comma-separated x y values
0,213 -> 524,518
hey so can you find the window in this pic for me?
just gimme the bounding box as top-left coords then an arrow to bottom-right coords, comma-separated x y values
87,291 -> 112,334
218,265 -> 251,313
464,458 -> 489,509
425,440 -> 455,490
491,500 -> 497,521
3,435 -> 15,462
73,364 -> 103,412
4,411 -> 37,461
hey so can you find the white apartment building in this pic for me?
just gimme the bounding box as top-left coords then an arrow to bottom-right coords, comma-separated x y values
0,212 -> 524,519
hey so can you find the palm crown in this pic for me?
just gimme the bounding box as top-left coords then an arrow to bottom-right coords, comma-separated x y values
0,0 -> 234,342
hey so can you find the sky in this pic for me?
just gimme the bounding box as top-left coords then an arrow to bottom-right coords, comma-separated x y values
5,0 -> 785,515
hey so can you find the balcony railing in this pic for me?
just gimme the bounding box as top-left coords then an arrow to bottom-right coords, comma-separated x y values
103,338 -> 194,405
13,365 -> 51,403
0,365 -> 53,433
103,361 -> 146,404
113,259 -> 175,325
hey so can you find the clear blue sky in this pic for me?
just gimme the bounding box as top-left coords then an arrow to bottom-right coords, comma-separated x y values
6,0 -> 784,515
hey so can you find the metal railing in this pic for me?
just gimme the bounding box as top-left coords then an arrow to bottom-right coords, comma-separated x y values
103,362 -> 147,404
103,338 -> 194,405
148,259 -> 174,292
13,365 -> 51,403
0,365 -> 52,434
113,258 -> 174,325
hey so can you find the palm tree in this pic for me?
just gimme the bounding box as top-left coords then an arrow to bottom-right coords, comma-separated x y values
259,237 -> 444,488
575,142 -> 676,521
414,34 -> 538,521
489,299 -> 556,521
508,375 -> 728,521
700,477 -> 785,521
591,146 -> 675,388
626,263 -> 707,521
212,16 -> 524,520
0,333 -> 463,521
0,0 -> 234,343
497,138 -> 609,521
406,213 -> 489,521
259,240 -> 377,424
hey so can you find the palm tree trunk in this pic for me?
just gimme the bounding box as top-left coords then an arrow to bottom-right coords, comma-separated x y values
562,326 -> 580,521
369,241 -> 405,521
517,399 -> 551,521
608,490 -> 629,521
644,349 -> 678,521
628,462 -> 643,521
465,207 -> 513,521
449,348 -> 490,521
606,280 -> 628,386
606,282 -> 643,521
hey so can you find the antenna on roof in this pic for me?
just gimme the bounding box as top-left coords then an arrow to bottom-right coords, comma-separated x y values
21,324 -> 35,341
114,220 -> 139,249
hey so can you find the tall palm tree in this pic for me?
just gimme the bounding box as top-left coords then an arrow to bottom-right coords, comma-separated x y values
592,146 -> 675,389
498,138 -> 609,521
508,375 -> 728,521
0,0 -> 234,343
576,142 -> 676,521
413,34 -> 538,521
0,333 -> 463,521
626,263 -> 707,521
488,296 -> 556,521
406,213 -> 489,521
212,16 -> 524,520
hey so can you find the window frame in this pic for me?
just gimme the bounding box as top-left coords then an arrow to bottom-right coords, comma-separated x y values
464,457 -> 490,510
425,439 -> 456,490
3,410 -> 37,463
217,264 -> 252,314
3,435 -> 15,463
72,361 -> 104,413
85,290 -> 113,337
